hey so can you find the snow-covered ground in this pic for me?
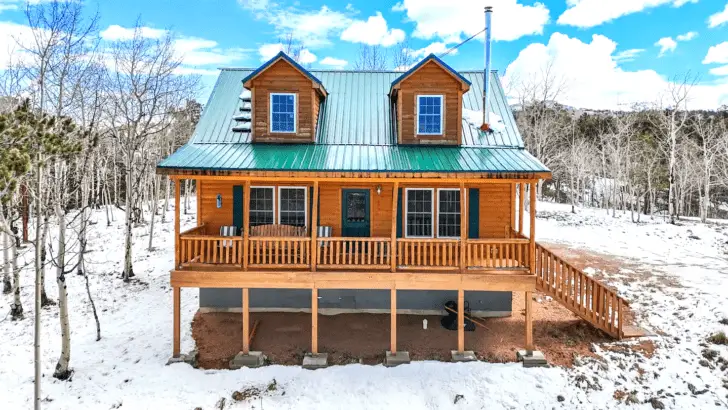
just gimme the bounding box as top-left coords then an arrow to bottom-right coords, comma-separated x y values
1,200 -> 727,409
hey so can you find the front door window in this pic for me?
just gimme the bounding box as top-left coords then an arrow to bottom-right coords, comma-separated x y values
342,189 -> 370,237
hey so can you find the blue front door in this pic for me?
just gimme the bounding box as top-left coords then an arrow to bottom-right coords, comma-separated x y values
341,189 -> 370,237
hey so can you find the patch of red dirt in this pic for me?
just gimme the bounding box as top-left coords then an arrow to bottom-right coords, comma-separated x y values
192,290 -> 611,369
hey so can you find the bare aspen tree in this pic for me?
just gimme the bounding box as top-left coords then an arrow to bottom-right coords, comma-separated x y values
650,73 -> 696,224
692,114 -> 722,222
105,21 -> 199,282
354,45 -> 387,71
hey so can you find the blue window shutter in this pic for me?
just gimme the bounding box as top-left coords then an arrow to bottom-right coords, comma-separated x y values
468,188 -> 479,239
233,185 -> 244,231
396,188 -> 403,238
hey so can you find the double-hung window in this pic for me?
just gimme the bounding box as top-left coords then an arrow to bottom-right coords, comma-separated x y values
417,95 -> 443,135
249,187 -> 275,227
278,187 -> 307,227
270,93 -> 296,133
405,188 -> 434,238
437,189 -> 461,238
404,188 -> 462,238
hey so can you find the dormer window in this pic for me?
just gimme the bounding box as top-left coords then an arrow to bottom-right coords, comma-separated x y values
417,95 -> 443,135
270,93 -> 296,133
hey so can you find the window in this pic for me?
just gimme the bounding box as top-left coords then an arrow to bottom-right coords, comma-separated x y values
278,187 -> 307,227
270,93 -> 296,133
437,189 -> 461,238
405,188 -> 434,238
249,187 -> 274,227
417,95 -> 443,135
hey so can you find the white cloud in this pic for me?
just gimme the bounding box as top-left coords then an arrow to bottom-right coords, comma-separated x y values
613,48 -> 644,62
710,65 -> 728,76
655,37 -> 677,57
408,42 -> 455,58
676,31 -> 698,41
258,43 -> 317,64
173,37 -> 249,66
320,57 -> 348,68
703,42 -> 728,64
503,32 -> 728,110
708,4 -> 728,28
340,12 -> 405,47
0,21 -> 35,69
244,4 -> 351,48
558,0 -> 697,28
392,0 -> 549,42
654,31 -> 698,57
100,24 -> 167,41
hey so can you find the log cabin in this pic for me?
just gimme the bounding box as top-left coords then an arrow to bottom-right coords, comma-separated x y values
157,51 -> 627,367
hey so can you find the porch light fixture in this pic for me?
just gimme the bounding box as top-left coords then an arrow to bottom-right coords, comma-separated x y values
376,185 -> 382,196
216,194 -> 222,208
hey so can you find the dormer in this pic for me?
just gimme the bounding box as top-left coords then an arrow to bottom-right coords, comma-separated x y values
242,52 -> 327,143
390,54 -> 471,146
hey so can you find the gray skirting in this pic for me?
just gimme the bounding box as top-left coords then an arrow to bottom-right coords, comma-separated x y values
199,288 -> 512,315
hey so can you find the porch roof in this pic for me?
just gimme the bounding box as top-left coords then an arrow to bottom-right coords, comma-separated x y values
157,143 -> 549,174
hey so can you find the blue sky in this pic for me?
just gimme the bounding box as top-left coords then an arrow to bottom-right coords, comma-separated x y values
1,0 -> 728,108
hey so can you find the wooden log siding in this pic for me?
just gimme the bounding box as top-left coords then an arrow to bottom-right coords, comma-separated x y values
248,59 -> 319,143
397,60 -> 463,145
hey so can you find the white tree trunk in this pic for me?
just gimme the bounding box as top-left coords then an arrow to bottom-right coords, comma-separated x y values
123,155 -> 134,281
148,176 -> 159,251
2,227 -> 10,294
53,203 -> 72,379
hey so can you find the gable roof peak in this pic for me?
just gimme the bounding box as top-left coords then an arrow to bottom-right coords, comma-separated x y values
390,54 -> 472,94
242,51 -> 326,94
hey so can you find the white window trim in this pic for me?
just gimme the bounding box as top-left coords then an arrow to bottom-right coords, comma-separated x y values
404,188 -> 435,239
269,92 -> 297,134
436,188 -> 464,239
277,186 -> 308,227
416,94 -> 444,136
249,186 -> 275,225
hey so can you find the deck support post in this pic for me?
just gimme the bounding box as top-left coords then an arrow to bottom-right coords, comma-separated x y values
391,182 -> 399,272
311,287 -> 318,354
311,181 -> 319,271
457,288 -> 464,352
529,182 -> 536,273
518,183 -> 524,235
242,288 -> 250,354
459,182 -> 466,272
390,288 -> 397,353
174,178 -> 181,268
525,290 -> 533,351
173,286 -> 180,357
243,181 -> 250,270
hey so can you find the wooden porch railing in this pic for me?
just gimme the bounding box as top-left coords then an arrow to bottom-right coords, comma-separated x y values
316,237 -> 391,269
533,243 -> 625,338
247,237 -> 312,268
396,238 -> 460,271
179,234 -> 244,266
465,238 -> 530,269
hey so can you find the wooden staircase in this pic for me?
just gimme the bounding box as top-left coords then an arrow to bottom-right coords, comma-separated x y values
532,242 -> 626,339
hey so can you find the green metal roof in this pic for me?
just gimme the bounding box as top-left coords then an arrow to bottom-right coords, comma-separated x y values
158,143 -> 549,173
190,68 -> 524,147
158,63 -> 550,174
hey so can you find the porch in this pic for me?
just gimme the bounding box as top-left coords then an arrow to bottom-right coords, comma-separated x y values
170,176 -> 541,364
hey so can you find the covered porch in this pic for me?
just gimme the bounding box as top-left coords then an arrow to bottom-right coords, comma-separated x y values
169,175 -> 541,366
